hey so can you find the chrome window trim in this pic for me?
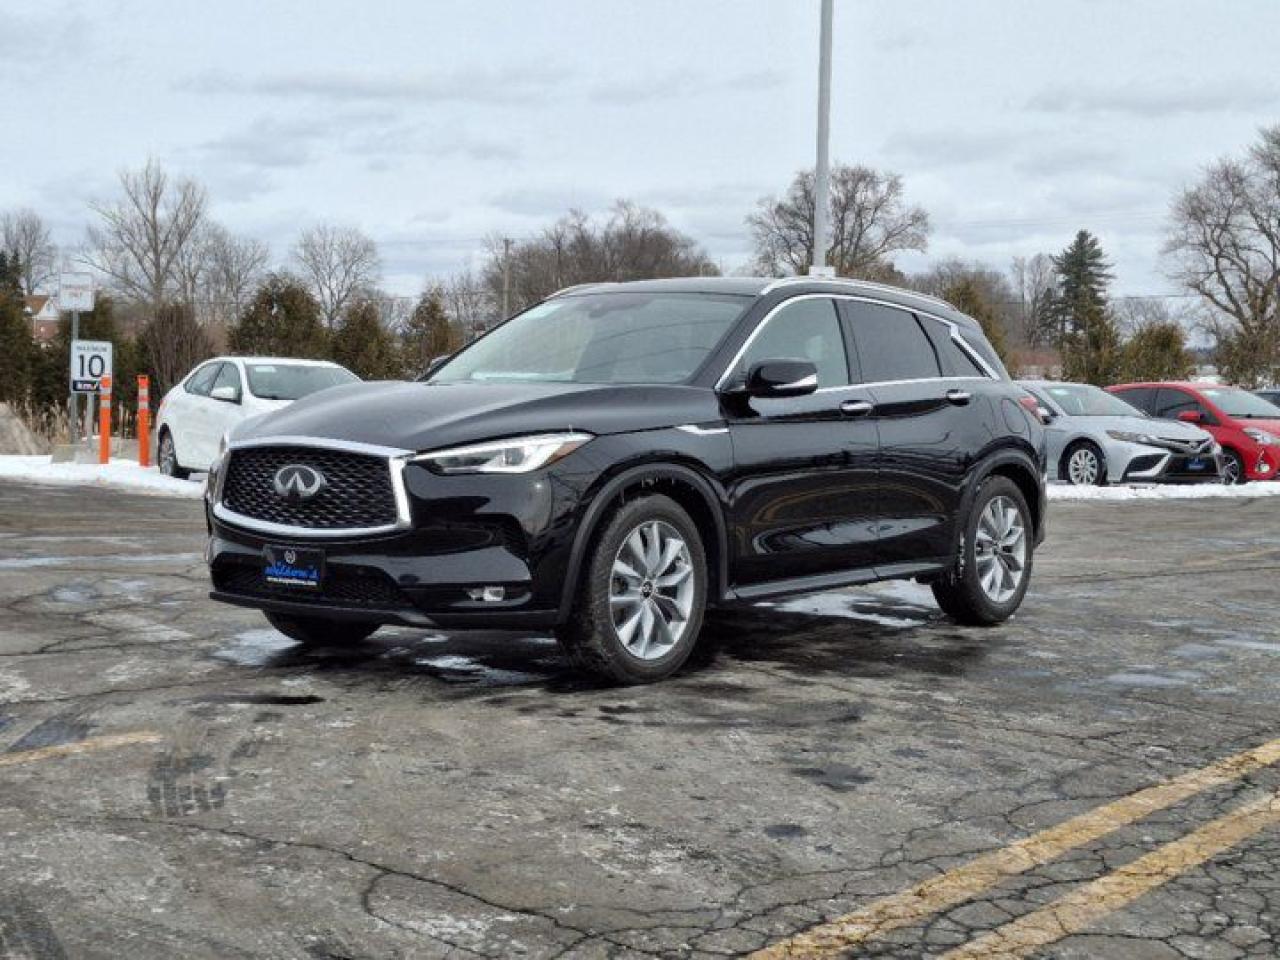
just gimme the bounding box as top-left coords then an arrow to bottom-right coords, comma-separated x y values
758,275 -> 953,310
215,436 -> 415,539
715,293 -> 1000,391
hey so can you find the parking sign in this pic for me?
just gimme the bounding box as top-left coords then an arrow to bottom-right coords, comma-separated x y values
58,273 -> 96,313
70,340 -> 113,394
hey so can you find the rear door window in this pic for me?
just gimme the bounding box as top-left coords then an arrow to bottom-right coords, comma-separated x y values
842,302 -> 941,384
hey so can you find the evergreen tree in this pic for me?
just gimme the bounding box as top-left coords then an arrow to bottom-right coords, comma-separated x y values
1052,230 -> 1122,385
939,275 -> 1011,368
0,251 -> 35,406
229,273 -> 328,358
1119,321 -> 1195,383
401,286 -> 461,375
331,298 -> 401,380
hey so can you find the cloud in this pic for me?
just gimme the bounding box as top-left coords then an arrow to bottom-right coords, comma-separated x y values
487,186 -> 614,218
0,7 -> 87,61
588,69 -> 785,105
1026,78 -> 1280,117
883,128 -> 1027,168
176,66 -> 570,106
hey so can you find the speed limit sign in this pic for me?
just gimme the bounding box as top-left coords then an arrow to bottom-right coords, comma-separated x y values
70,340 -> 113,394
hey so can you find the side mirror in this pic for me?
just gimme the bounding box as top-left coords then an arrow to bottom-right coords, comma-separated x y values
210,385 -> 240,404
742,359 -> 819,399
1177,410 -> 1203,424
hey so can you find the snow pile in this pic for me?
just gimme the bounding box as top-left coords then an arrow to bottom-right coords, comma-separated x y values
0,456 -> 205,499
1048,481 -> 1280,501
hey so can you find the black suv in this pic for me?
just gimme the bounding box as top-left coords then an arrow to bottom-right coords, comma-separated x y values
206,277 -> 1047,683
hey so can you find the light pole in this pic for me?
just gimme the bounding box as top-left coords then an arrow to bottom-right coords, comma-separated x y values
809,0 -> 835,278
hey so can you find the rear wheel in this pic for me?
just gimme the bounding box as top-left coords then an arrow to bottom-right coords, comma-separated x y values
1221,449 -> 1247,485
157,430 -> 191,480
1063,441 -> 1105,486
264,611 -> 379,646
557,494 -> 707,684
932,476 -> 1034,626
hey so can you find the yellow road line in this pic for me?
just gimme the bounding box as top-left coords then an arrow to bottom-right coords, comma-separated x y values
940,789 -> 1280,960
0,731 -> 164,768
751,737 -> 1280,959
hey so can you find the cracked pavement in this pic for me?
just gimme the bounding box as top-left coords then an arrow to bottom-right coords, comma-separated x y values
0,480 -> 1278,959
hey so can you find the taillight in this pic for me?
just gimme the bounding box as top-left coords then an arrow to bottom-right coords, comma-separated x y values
1018,394 -> 1051,425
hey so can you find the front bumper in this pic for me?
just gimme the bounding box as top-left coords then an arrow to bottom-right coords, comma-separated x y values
1106,439 -> 1224,484
205,450 -> 592,629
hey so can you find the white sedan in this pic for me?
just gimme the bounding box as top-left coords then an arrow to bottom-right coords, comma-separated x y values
155,357 -> 358,478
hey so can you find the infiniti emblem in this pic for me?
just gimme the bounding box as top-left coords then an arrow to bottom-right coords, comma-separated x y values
273,464 -> 327,501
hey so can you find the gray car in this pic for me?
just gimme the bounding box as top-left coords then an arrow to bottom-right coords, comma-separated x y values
1020,380 -> 1223,485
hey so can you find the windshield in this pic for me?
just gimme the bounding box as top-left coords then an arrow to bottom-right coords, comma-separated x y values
1201,387 -> 1280,419
1039,383 -> 1143,417
431,292 -> 749,385
245,363 -> 358,400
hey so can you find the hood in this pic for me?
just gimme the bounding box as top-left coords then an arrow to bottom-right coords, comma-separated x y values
1236,417 -> 1280,436
231,380 -> 722,452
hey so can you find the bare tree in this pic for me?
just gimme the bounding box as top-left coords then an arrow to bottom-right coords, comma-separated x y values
1165,125 -> 1280,385
82,159 -> 207,316
748,164 -> 929,279
1009,253 -> 1058,348
481,202 -> 716,313
291,224 -> 381,328
0,208 -> 58,294
203,225 -> 270,328
441,268 -> 493,337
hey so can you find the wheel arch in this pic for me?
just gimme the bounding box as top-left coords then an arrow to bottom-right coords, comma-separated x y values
557,462 -> 729,623
958,447 -> 1046,552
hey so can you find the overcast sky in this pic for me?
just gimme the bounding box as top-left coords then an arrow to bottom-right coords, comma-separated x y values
3,0 -> 1278,298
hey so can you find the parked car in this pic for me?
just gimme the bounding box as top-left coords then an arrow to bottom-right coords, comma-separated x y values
156,357 -> 358,478
1019,380 -> 1222,485
204,277 -> 1047,683
1108,381 -> 1280,484
1256,388 -> 1280,409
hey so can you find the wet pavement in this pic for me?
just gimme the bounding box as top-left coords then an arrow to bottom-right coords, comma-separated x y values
0,480 -> 1278,959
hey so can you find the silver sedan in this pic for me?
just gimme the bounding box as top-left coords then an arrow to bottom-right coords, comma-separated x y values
1020,380 -> 1223,485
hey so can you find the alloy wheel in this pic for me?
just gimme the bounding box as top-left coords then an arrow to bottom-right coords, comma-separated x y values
609,520 -> 695,660
1067,447 -> 1100,485
974,495 -> 1027,604
1222,454 -> 1243,485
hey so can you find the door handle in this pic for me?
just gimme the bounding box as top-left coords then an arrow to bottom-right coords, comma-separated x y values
945,389 -> 972,406
840,399 -> 874,417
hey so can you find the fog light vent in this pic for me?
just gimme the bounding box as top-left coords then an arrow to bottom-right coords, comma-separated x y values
467,586 -> 507,602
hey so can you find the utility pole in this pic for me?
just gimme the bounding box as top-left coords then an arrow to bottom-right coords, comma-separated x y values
810,0 -> 836,278
69,309 -> 80,440
501,236 -> 513,320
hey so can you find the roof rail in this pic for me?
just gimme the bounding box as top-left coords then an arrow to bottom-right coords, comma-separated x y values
759,274 -> 954,310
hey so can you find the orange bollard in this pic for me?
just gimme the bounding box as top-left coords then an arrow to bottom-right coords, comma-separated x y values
98,375 -> 112,465
137,375 -> 151,468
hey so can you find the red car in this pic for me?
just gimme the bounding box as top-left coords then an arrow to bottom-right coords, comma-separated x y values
1108,381 -> 1280,484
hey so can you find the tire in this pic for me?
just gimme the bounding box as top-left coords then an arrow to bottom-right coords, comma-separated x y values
264,611 -> 379,646
158,429 -> 191,480
1221,449 -> 1247,485
931,476 -> 1034,626
556,494 -> 707,684
1062,440 -> 1106,486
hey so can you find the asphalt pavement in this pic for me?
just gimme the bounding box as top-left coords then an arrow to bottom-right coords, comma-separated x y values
1,480 -> 1277,959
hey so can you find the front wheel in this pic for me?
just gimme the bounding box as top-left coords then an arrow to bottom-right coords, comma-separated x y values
932,476 -> 1034,626
1221,449 -> 1247,485
157,430 -> 191,480
1063,441 -> 1105,486
556,494 -> 707,684
265,611 -> 379,646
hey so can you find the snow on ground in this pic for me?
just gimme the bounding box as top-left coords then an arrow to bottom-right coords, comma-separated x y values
0,456 -> 204,499
1048,481 -> 1280,501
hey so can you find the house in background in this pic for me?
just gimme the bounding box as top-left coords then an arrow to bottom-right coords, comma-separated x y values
24,295 -> 59,345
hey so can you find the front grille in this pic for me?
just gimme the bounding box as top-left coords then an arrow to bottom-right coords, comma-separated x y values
222,446 -> 398,530
213,562 -> 411,608
1155,437 -> 1213,456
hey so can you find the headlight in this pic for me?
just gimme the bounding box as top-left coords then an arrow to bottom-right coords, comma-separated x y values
1106,430 -> 1156,445
1244,428 -> 1278,445
414,432 -> 593,474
